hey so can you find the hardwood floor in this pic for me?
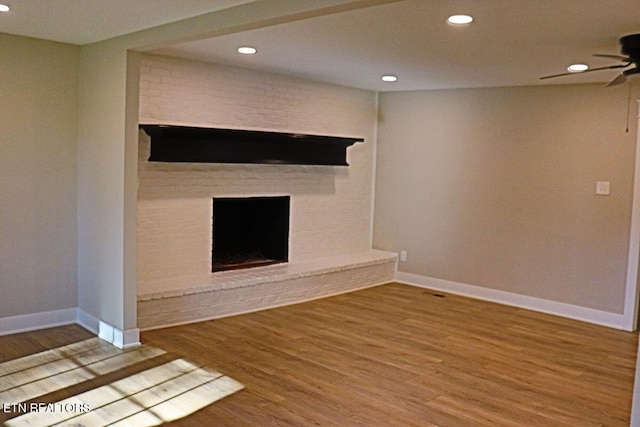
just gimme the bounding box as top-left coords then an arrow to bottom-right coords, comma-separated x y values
1,282 -> 638,426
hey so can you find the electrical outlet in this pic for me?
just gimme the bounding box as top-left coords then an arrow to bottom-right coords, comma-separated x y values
400,251 -> 407,262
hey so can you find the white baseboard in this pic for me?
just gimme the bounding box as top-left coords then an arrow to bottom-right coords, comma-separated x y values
98,321 -> 141,349
76,308 -> 100,335
396,271 -> 627,330
0,308 -> 78,336
0,308 -> 141,349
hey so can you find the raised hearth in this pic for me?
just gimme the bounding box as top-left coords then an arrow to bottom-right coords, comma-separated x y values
137,250 -> 398,330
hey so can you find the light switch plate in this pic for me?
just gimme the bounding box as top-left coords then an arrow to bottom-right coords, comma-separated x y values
596,181 -> 610,195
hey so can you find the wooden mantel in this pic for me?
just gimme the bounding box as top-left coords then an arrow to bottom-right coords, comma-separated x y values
139,124 -> 364,166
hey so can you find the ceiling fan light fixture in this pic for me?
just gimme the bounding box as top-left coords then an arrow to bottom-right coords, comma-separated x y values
447,15 -> 473,25
567,63 -> 589,73
237,46 -> 257,55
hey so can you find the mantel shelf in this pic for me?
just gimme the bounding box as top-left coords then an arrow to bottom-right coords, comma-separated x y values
139,124 -> 364,166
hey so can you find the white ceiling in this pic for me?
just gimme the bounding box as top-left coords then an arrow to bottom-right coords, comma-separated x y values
0,0 -> 255,45
2,0 -> 639,91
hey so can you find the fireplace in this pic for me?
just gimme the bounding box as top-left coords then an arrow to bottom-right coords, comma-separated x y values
212,196 -> 290,272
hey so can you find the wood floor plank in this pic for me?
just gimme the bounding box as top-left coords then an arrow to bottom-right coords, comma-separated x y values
1,283 -> 637,426
143,282 -> 637,426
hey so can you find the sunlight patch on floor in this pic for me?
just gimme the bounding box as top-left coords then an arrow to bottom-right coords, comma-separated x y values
1,339 -> 243,426
1,338 -> 103,375
0,339 -> 165,404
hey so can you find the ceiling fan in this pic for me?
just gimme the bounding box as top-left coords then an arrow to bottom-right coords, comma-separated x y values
540,33 -> 640,86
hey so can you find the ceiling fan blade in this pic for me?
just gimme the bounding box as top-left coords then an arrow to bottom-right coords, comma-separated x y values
606,73 -> 627,87
593,53 -> 632,62
540,63 -> 631,80
539,71 -> 580,80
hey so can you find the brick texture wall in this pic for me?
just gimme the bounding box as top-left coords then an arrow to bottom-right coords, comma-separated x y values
137,54 -> 378,286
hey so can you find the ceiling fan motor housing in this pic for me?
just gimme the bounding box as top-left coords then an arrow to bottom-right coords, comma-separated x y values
621,34 -> 640,60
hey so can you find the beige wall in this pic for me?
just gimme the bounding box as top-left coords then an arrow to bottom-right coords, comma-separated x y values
0,33 -> 78,318
374,84 -> 638,314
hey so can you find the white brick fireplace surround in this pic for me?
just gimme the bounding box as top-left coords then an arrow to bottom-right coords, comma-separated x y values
136,54 -> 396,329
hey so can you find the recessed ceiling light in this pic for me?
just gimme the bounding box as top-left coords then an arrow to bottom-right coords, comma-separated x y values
567,63 -> 589,72
447,14 -> 473,25
0,4 -> 10,12
237,46 -> 257,55
381,75 -> 398,82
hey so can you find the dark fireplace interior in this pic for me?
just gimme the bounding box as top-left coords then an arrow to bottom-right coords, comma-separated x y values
212,196 -> 290,272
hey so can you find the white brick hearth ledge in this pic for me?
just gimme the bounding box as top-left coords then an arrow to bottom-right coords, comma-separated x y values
137,250 -> 397,330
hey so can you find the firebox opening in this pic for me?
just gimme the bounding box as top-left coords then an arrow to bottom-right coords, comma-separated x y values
212,196 -> 290,272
